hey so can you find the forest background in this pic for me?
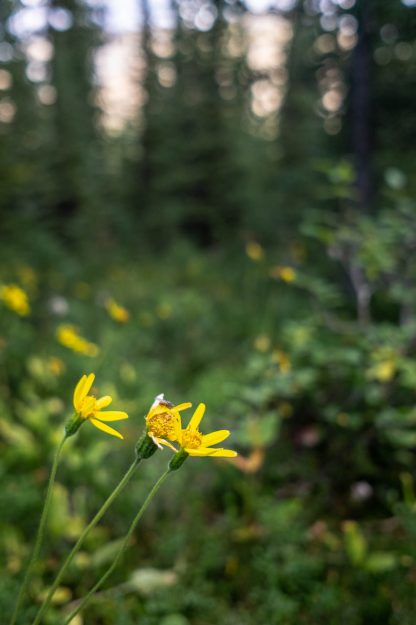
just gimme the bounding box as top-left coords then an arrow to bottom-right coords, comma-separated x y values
2,0 -> 416,623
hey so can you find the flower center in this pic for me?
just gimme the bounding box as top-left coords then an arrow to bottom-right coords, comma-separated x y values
182,429 -> 202,449
147,411 -> 177,440
79,396 -> 97,419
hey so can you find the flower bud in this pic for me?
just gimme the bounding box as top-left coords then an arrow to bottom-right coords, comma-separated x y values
135,430 -> 158,460
169,449 -> 189,471
64,413 -> 83,437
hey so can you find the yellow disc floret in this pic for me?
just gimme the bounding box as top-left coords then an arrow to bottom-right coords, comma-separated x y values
145,395 -> 193,450
78,395 -> 99,419
147,409 -> 178,440
181,428 -> 203,450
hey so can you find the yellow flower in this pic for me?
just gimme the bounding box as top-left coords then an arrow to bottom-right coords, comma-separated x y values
245,241 -> 264,262
367,360 -> 396,383
48,357 -> 65,376
254,335 -> 270,353
57,324 -> 99,357
156,303 -> 172,320
73,373 -> 128,439
366,347 -> 397,383
269,265 -> 296,283
0,284 -> 30,316
106,298 -> 130,324
272,349 -> 291,373
146,394 -> 192,449
174,403 -> 237,458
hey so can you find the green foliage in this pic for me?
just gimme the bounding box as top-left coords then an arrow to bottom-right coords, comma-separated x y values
2,200 -> 416,623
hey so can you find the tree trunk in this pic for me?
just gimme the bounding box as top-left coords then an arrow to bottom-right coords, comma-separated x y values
350,0 -> 373,210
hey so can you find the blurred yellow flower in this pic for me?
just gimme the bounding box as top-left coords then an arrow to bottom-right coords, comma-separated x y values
174,403 -> 237,458
0,284 -> 30,316
367,360 -> 396,383
272,349 -> 291,373
48,357 -> 65,376
367,347 -> 397,383
146,394 -> 192,449
245,241 -> 264,262
157,302 -> 172,320
288,324 -> 312,349
269,265 -> 296,282
56,324 -> 99,357
105,298 -> 130,323
47,586 -> 72,605
73,373 -> 128,439
254,335 -> 270,352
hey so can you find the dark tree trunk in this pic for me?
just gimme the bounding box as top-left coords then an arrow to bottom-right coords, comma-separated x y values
350,0 -> 374,210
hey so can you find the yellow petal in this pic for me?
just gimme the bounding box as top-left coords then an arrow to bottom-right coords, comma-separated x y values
173,415 -> 182,441
95,395 -> 113,410
73,374 -> 87,410
202,430 -> 230,447
90,417 -> 123,439
147,404 -> 168,419
82,373 -> 95,399
186,447 -> 237,457
188,403 -> 206,431
94,410 -> 129,422
173,402 -> 192,413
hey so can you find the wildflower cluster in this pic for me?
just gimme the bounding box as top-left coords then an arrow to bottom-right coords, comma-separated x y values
10,371 -> 237,625
56,324 -> 99,357
244,240 -> 298,283
148,399 -> 236,460
66,372 -> 237,458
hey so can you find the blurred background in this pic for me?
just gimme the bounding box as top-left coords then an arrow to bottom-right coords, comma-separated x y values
2,0 -> 416,623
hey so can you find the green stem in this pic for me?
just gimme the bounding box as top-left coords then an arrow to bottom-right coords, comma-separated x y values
64,469 -> 171,624
31,456 -> 141,625
9,434 -> 68,625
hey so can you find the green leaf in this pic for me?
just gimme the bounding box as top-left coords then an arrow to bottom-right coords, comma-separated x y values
364,552 -> 398,573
